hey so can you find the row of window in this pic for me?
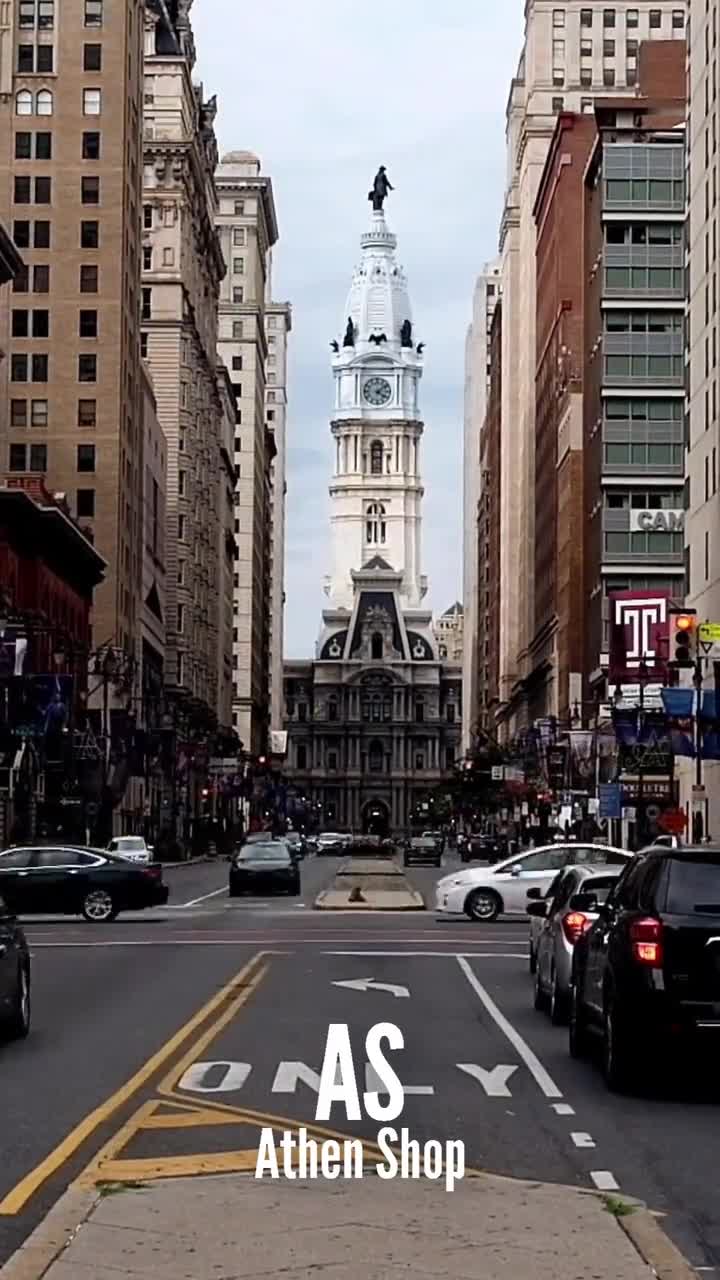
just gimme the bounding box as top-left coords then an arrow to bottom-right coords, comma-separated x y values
604,489 -> 683,510
604,442 -> 683,466
9,441 -> 95,471
605,223 -> 682,246
12,309 -> 99,338
14,219 -> 101,249
16,88 -> 102,116
17,41 -> 102,73
604,531 -> 683,554
604,311 -> 683,334
18,0 -> 103,28
13,264 -> 98,294
604,353 -> 683,379
16,130 -> 101,161
576,8 -> 683,29
605,179 -> 685,204
10,394 -> 97,426
292,745 -> 456,773
605,265 -> 684,291
14,174 -> 103,204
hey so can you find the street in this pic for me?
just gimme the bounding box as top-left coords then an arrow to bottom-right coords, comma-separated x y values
0,853 -> 719,1273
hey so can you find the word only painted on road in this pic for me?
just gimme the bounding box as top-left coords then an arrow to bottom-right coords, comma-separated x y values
178,1059 -> 521,1098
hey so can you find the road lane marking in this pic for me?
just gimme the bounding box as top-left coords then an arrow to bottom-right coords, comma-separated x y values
325,951 -> 527,958
456,957 -> 562,1100
457,1064 -> 518,1097
571,1133 -> 596,1149
552,1103 -> 575,1116
364,1063 -> 434,1097
0,951 -> 268,1215
591,1171 -> 620,1191
332,978 -> 410,997
177,886 -> 229,908
178,1061 -> 252,1093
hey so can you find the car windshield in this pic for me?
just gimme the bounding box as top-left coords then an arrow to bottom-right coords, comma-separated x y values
114,838 -> 145,850
238,845 -> 289,862
581,874 -> 622,902
666,857 -> 720,914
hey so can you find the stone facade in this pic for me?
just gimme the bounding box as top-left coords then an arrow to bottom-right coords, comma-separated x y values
265,291 -> 292,735
215,152 -> 278,754
0,0 -> 146,655
141,3 -> 227,726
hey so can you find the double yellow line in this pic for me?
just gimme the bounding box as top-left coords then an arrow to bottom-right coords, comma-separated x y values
0,951 -> 270,1215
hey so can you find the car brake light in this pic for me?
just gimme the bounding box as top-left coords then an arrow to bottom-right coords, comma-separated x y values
562,911 -> 590,944
141,865 -> 161,879
630,916 -> 663,966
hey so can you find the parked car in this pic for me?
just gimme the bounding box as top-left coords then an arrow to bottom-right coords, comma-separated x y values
528,865 -> 627,1024
284,832 -> 307,861
461,833 -> 502,864
404,837 -> 443,868
107,835 -> 153,864
316,832 -> 346,855
0,845 -> 168,922
569,845 -> 720,1090
229,841 -> 300,896
0,893 -> 30,1041
435,842 -> 629,923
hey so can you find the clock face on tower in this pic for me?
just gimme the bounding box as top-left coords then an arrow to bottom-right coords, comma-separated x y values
363,376 -> 392,406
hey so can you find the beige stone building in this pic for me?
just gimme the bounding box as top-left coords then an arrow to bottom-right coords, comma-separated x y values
215,152 -> 279,754
495,0 -> 687,740
265,284 -> 292,737
141,1 -> 227,730
0,0 -> 145,655
216,363 -> 237,734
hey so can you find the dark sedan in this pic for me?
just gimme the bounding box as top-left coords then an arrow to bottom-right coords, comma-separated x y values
229,841 -> 301,897
0,893 -> 30,1040
0,845 -> 169,923
404,837 -> 443,868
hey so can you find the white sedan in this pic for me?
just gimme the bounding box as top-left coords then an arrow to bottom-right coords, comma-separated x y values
106,835 -> 153,865
435,842 -> 630,922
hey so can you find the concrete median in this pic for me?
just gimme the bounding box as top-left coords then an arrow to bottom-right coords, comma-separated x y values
314,856 -> 425,910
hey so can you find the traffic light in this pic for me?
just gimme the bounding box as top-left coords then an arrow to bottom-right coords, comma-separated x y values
669,609 -> 697,668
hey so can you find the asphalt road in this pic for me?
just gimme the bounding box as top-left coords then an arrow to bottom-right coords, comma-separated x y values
0,852 -> 719,1273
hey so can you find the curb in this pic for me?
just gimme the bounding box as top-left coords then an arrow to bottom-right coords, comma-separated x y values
620,1208 -> 700,1280
160,857 -> 214,869
0,1187 -> 98,1280
314,892 -> 425,911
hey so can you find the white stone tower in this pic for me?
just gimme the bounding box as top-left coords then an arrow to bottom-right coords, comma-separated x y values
324,199 -> 426,612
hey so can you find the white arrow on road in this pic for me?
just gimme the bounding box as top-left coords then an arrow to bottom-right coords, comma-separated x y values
332,978 -> 410,998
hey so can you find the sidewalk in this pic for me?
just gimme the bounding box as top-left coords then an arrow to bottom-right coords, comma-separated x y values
1,1170 -> 696,1280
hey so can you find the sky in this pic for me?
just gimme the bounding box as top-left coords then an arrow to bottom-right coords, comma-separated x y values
193,1 -> 524,658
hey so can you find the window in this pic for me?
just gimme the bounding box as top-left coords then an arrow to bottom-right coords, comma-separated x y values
178,513 -> 185,540
77,443 -> 95,471
232,320 -> 243,338
80,263 -> 98,292
232,355 -> 242,371
15,132 -> 31,159
34,219 -> 49,246
30,398 -> 47,427
177,604 -> 184,634
232,287 -> 244,303
14,176 -> 31,204
76,488 -> 95,517
552,8 -> 564,25
234,200 -> 244,214
9,443 -> 27,470
33,176 -> 50,204
32,308 -> 48,336
580,68 -> 592,86
580,8 -> 592,25
11,355 -> 27,381
32,353 -> 48,380
671,9 -> 684,28
233,227 -> 245,245
83,88 -> 101,115
79,309 -> 97,337
81,176 -> 99,204
140,332 -> 148,358
603,38 -> 615,55
84,0 -> 103,27
82,131 -> 100,160
37,0 -> 54,26
81,220 -> 99,248
365,501 -> 386,545
627,8 -> 638,26
29,443 -> 46,471
35,131 -> 52,159
603,66 -> 616,86
15,90 -> 32,116
13,265 -> 28,292
142,288 -> 151,319
35,90 -> 52,116
78,399 -> 96,427
297,744 -> 307,770
83,42 -> 102,70
552,96 -> 564,112
10,401 -> 27,427
649,9 -> 661,27
78,353 -> 97,382
233,257 -> 244,274
603,9 -> 615,26
12,310 -> 28,337
371,633 -> 383,660
298,703 -> 307,722
370,440 -> 383,474
142,245 -> 152,270
13,220 -> 29,248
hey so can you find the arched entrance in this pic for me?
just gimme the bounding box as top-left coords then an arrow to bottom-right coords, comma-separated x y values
362,799 -> 390,837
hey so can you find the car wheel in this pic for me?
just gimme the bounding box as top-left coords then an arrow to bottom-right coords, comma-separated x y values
465,889 -> 500,922
2,964 -> 30,1040
533,964 -> 549,1012
550,967 -> 568,1026
81,889 -> 117,923
603,995 -> 636,1093
529,944 -> 537,975
568,978 -> 590,1059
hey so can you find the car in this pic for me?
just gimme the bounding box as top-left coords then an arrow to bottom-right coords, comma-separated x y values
0,893 -> 30,1041
316,832 -> 346,855
0,845 -> 168,922
284,832 -> 307,861
107,835 -> 153,864
460,833 -> 501,864
229,840 -> 300,896
528,865 -> 627,1024
569,845 -> 720,1091
404,837 -> 443,868
435,842 -> 629,923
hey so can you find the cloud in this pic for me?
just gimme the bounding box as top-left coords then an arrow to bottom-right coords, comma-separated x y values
193,1 -> 524,656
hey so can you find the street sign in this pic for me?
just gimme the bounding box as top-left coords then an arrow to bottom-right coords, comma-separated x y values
491,766 -> 503,780
699,623 -> 720,643
598,784 -> 622,819
622,807 -> 637,821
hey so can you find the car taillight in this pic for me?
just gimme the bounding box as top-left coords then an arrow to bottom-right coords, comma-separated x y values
142,865 -> 161,879
630,916 -> 663,966
562,911 -> 590,945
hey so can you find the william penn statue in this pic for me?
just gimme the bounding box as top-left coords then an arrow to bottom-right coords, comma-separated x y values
369,166 -> 393,212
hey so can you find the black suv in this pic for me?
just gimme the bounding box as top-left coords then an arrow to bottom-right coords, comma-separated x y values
569,846 -> 720,1090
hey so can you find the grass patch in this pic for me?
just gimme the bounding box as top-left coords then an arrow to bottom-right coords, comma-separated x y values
97,1181 -> 148,1198
602,1194 -> 637,1218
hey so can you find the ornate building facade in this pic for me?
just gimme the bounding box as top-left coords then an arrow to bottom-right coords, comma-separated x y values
283,188 -> 461,834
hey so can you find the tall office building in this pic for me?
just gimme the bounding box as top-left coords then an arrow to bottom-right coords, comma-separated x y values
495,0 -> 686,739
141,1 -> 227,727
0,0 -> 146,653
215,152 -> 279,754
461,260 -> 500,752
265,277 -> 292,737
